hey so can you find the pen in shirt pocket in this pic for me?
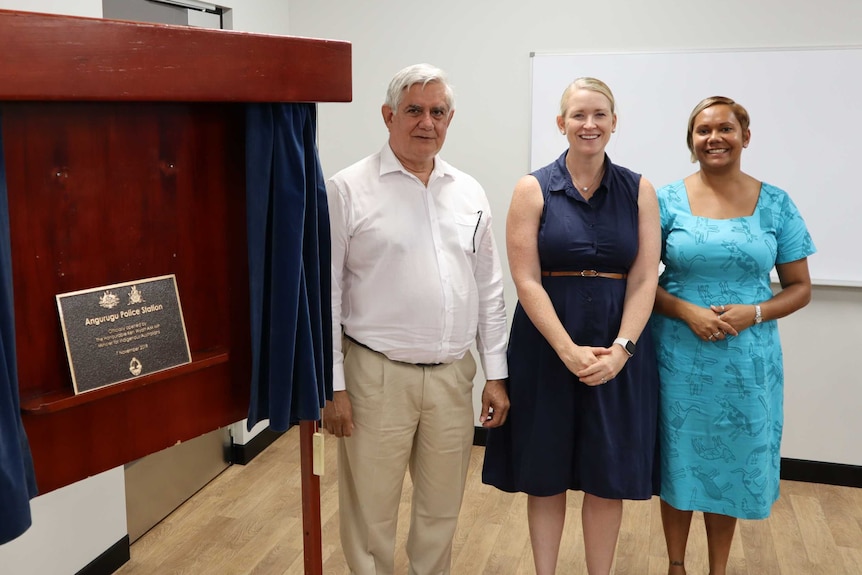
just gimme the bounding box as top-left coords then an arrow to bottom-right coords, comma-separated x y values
472,210 -> 483,253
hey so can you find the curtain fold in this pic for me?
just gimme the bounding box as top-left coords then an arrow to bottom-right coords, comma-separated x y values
0,110 -> 38,545
245,103 -> 332,432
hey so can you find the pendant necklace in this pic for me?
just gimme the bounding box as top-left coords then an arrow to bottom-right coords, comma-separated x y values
570,165 -> 604,192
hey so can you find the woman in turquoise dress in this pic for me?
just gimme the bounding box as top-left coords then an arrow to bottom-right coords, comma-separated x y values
652,96 -> 815,575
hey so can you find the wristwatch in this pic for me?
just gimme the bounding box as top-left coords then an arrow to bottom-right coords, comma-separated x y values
613,337 -> 636,357
754,304 -> 763,324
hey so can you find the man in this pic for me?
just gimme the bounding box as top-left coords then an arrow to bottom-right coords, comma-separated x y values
322,63 -> 510,575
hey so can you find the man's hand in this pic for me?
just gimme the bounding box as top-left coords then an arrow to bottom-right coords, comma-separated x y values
480,379 -> 510,428
322,390 -> 354,437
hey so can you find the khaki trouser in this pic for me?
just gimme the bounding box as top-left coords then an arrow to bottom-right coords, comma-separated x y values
338,337 -> 476,575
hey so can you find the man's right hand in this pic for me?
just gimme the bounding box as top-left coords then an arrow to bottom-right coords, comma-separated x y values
322,390 -> 354,437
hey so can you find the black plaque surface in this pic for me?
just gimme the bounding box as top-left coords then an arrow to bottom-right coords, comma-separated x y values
56,275 -> 192,394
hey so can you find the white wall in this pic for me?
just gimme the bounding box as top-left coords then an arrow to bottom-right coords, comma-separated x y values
229,0 -> 288,34
230,418 -> 270,444
0,468 -> 126,574
0,0 -> 288,30
0,0 -> 100,16
288,0 -> 862,467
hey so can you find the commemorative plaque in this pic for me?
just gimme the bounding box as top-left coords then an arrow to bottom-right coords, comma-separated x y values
56,275 -> 192,394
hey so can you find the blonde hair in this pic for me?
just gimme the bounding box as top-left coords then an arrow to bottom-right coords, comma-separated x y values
686,96 -> 751,162
559,77 -> 616,116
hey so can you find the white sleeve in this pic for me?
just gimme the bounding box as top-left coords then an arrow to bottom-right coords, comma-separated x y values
473,201 -> 509,380
327,178 -> 349,392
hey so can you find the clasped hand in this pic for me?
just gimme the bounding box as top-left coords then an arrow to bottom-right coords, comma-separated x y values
687,303 -> 751,341
562,344 -> 627,387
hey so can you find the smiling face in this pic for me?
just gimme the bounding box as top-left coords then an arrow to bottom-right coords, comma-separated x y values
557,88 -> 617,157
689,104 -> 751,170
382,81 -> 453,175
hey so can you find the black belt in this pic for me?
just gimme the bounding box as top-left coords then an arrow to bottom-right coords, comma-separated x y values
344,334 -> 442,368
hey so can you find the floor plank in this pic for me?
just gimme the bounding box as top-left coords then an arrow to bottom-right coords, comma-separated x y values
116,428 -> 862,574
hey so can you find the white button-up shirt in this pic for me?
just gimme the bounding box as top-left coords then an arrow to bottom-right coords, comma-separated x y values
327,144 -> 508,392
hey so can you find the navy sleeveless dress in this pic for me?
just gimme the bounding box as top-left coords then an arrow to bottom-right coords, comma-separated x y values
482,152 -> 660,499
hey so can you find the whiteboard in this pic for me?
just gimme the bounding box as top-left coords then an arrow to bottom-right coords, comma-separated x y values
531,48 -> 862,287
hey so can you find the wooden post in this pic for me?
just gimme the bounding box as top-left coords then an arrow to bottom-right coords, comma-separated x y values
299,420 -> 323,574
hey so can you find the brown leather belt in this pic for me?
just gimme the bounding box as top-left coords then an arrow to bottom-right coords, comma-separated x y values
541,270 -> 627,279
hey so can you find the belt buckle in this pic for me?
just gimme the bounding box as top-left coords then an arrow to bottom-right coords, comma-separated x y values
580,270 -> 599,277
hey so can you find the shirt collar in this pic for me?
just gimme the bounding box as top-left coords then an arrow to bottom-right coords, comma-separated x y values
547,150 -> 611,201
379,143 -> 453,181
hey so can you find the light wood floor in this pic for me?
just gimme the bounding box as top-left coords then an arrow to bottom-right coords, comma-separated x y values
116,427 -> 862,575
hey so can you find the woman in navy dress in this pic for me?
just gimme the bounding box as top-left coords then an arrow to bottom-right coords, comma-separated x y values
482,78 -> 661,575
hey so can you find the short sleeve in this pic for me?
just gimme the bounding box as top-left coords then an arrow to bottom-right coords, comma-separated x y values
656,181 -> 683,261
772,185 -> 817,264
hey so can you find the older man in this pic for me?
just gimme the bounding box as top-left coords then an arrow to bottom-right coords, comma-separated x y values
322,63 -> 509,575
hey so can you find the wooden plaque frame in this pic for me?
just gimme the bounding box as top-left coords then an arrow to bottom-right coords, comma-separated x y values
0,8 -> 350,497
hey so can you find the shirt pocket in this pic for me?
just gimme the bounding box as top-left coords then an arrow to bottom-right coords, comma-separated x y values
454,211 -> 485,254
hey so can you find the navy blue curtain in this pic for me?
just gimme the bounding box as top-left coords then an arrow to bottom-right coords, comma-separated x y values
0,111 -> 38,545
245,103 -> 333,432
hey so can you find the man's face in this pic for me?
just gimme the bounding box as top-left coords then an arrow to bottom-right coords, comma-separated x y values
382,81 -> 454,171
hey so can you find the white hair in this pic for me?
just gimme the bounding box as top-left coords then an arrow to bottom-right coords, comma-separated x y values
384,63 -> 455,112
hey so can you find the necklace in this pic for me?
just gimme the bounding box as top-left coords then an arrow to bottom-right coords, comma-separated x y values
569,165 -> 604,192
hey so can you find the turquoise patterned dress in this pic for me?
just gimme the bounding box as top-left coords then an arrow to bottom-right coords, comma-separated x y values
652,180 -> 815,519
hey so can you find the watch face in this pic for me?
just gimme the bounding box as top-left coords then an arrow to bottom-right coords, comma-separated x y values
624,340 -> 636,355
